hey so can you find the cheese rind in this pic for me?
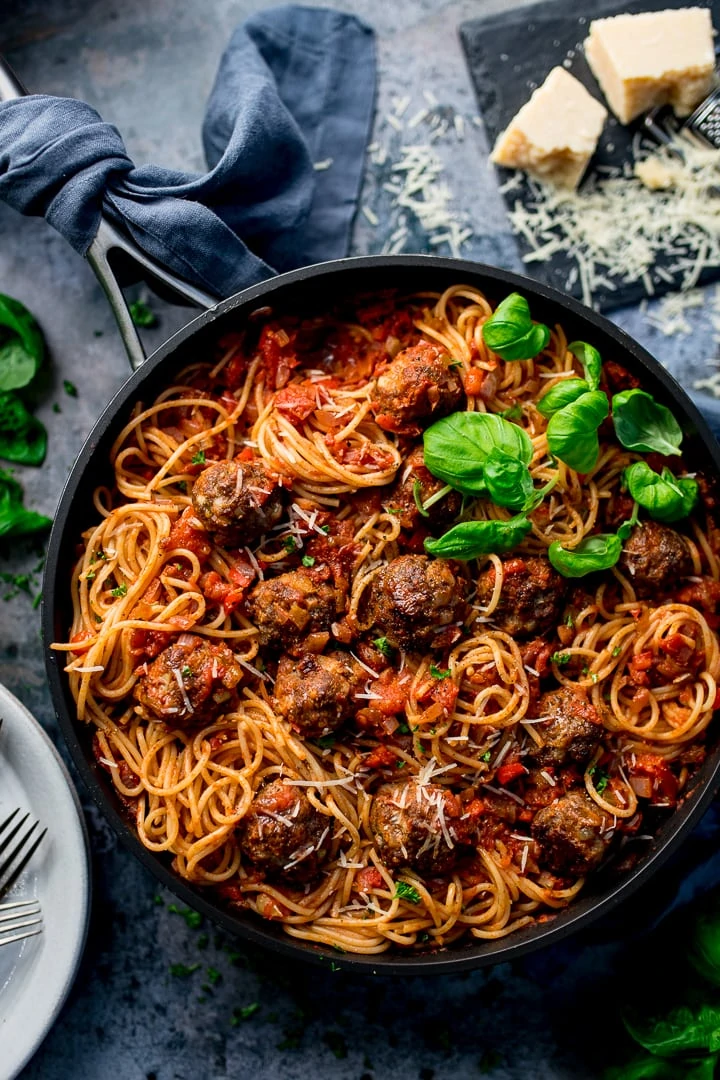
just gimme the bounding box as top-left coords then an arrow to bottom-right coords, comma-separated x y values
491,67 -> 608,190
584,8 -> 716,125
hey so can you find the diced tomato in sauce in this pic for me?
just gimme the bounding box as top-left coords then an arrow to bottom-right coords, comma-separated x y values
164,507 -> 212,560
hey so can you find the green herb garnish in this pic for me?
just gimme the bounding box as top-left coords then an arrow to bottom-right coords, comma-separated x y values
624,461 -> 698,523
283,535 -> 298,554
423,411 -> 533,498
424,514 -> 531,560
191,450 -> 206,465
372,636 -> 393,658
110,582 -> 128,598
395,881 -> 422,904
588,763 -> 610,794
429,664 -> 452,680
129,300 -> 157,328
550,652 -> 571,666
63,379 -> 77,397
546,389 -> 609,473
481,293 -> 550,361
301,554 -> 315,567
612,389 -> 683,457
0,293 -> 44,391
0,468 -> 51,539
169,963 -> 200,977
548,534 -> 623,578
231,1002 -> 260,1025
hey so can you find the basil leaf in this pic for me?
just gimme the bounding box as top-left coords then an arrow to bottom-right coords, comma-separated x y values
0,294 -> 44,391
423,412 -> 533,497
0,391 -> 47,466
546,390 -> 609,473
625,1003 -> 720,1056
0,467 -> 51,538
612,389 -> 683,456
424,514 -> 531,559
548,533 -> 622,577
537,378 -> 590,418
481,293 -> 550,361
482,448 -> 534,510
689,908 -> 720,987
624,462 -> 698,523
568,341 -> 602,391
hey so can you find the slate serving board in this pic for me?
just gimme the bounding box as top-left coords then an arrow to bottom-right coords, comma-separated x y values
460,0 -> 720,311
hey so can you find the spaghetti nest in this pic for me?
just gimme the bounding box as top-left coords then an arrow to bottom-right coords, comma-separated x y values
54,284 -> 720,955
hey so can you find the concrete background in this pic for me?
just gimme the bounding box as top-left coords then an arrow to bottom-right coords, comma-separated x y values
1,1 -> 719,1077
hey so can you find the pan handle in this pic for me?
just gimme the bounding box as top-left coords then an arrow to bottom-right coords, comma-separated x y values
0,54 -> 219,371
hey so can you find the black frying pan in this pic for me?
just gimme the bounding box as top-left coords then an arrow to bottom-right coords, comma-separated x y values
40,252 -> 720,975
4,55 -> 719,976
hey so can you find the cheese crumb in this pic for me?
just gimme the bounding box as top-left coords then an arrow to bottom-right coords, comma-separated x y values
584,8 -> 716,125
491,67 -> 607,190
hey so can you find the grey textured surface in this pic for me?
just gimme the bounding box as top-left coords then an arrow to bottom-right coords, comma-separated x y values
1,1 -> 719,1077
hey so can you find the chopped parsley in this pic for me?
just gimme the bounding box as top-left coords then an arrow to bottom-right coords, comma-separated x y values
372,635 -> 393,658
153,895 -> 164,906
397,722 -> 410,734
482,750 -> 492,763
191,450 -> 206,465
167,904 -> 202,929
612,645 -> 622,657
110,582 -> 127,598
565,613 -> 575,628
231,1002 -> 260,1025
52,402 -> 61,414
395,881 -> 421,904
181,665 -> 193,679
316,733 -> 336,750
206,966 -> 221,985
63,379 -> 78,397
129,300 -> 157,328
550,651 -> 571,666
301,554 -> 315,567
85,571 -> 95,582
429,664 -> 452,680
169,963 -> 200,977
591,672 -> 599,684
283,535 -> 298,554
588,763 -> 610,794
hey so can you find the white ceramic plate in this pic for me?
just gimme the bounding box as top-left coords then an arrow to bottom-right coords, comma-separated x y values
0,683 -> 90,1080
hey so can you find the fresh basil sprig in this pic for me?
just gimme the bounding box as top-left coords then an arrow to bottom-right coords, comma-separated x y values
624,461 -> 698,523
481,293 -> 550,362
612,389 -> 683,456
537,378 -> 590,418
423,412 -> 533,497
424,514 -> 531,559
0,468 -> 51,538
568,341 -> 602,391
548,533 -> 623,578
546,390 -> 609,473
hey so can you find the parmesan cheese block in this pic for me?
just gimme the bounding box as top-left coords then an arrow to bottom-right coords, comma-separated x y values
491,67 -> 608,190
584,8 -> 716,125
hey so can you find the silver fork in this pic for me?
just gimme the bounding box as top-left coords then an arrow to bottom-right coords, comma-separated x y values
0,808 -> 47,902
0,898 -> 42,947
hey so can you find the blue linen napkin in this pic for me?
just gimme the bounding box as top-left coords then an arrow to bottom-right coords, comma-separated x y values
0,5 -> 375,299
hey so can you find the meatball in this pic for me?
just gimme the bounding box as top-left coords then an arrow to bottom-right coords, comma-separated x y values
247,569 -> 338,649
618,521 -> 692,598
275,652 -> 362,737
383,445 -> 463,531
370,779 -> 464,874
238,779 -> 329,882
368,555 -> 466,650
528,687 -> 604,768
371,341 -> 464,435
133,634 -> 243,725
191,460 -> 284,543
476,556 -> 566,639
532,791 -> 611,875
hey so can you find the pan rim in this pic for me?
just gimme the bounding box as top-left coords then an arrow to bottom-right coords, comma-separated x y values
42,253 -> 720,975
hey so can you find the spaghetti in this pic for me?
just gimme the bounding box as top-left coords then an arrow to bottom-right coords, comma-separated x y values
54,284 -> 720,954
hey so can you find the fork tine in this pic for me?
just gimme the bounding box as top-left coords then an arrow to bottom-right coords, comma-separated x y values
0,903 -> 40,924
0,808 -> 20,838
0,914 -> 42,932
0,817 -> 37,880
0,925 -> 43,947
0,826 -> 46,899
0,898 -> 41,913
